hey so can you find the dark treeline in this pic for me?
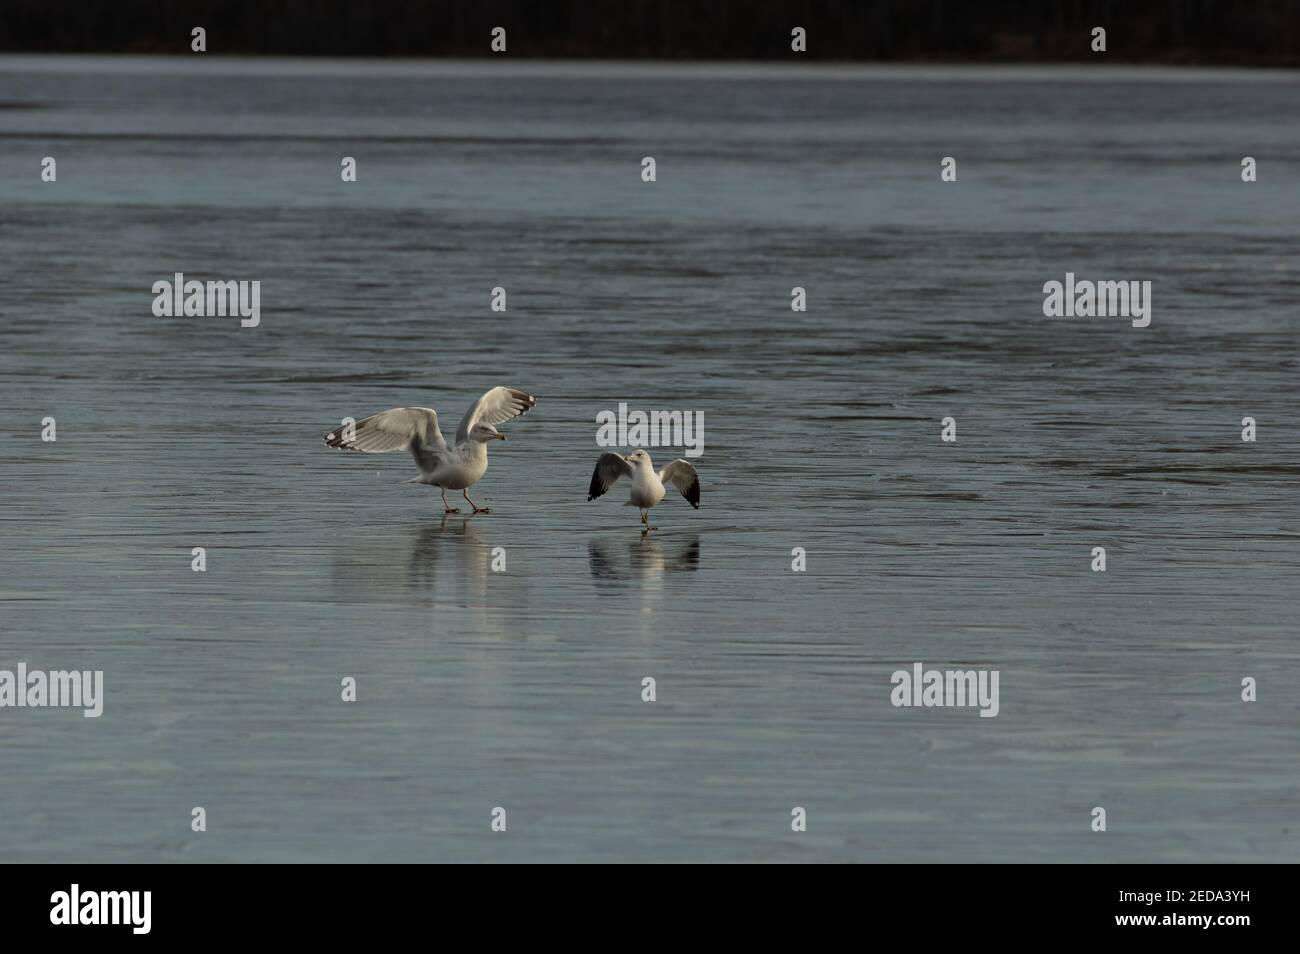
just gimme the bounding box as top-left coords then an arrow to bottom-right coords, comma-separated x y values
3,0 -> 1299,64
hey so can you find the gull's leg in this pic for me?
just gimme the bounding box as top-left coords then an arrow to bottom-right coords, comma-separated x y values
464,489 -> 491,514
441,488 -> 460,514
640,509 -> 657,534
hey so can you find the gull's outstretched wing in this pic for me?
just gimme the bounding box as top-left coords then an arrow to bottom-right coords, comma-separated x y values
658,459 -> 701,509
456,387 -> 537,444
588,453 -> 634,501
323,407 -> 447,466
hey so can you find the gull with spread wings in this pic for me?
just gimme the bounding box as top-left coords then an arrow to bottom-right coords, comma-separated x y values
324,387 -> 537,513
587,448 -> 700,533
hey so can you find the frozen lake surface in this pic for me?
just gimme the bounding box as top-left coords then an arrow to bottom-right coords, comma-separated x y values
0,57 -> 1297,861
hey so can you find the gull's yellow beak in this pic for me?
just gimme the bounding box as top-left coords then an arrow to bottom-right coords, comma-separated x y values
496,433 -> 507,440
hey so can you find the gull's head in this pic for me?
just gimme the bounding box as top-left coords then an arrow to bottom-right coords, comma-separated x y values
626,449 -> 652,467
472,423 -> 506,443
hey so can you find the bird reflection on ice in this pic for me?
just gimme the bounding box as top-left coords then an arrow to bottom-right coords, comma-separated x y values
588,534 -> 701,593
330,514 -> 491,607
405,514 -> 489,599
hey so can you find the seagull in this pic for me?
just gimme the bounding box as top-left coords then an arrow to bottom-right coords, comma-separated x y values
587,449 -> 700,532
324,387 -> 536,513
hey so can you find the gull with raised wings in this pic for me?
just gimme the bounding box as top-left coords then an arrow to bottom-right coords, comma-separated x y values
324,387 -> 537,514
588,449 -> 700,533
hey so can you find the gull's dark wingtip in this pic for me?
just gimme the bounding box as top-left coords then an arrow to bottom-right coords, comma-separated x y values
510,388 -> 539,416
685,478 -> 701,509
587,466 -> 607,502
